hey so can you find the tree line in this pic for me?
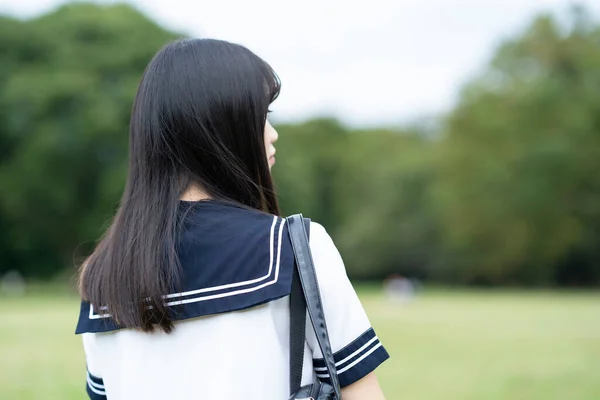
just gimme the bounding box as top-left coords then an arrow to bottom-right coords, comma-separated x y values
1,3 -> 598,286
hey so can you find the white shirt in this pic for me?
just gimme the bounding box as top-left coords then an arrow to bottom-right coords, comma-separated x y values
78,203 -> 388,400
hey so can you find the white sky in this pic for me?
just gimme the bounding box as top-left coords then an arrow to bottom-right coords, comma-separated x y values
1,0 -> 598,126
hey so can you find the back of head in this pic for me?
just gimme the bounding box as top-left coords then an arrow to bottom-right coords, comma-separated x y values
132,38 -> 280,210
80,38 -> 281,332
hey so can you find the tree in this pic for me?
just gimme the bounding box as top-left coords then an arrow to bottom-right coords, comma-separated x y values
1,3 -> 598,286
434,10 -> 600,285
0,3 -> 180,276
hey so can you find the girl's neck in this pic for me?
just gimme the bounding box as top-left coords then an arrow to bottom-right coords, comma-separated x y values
180,183 -> 211,202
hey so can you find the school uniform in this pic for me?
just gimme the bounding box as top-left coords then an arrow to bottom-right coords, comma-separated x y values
76,200 -> 389,399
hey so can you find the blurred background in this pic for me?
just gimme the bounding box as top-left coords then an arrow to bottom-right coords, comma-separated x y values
1,0 -> 599,399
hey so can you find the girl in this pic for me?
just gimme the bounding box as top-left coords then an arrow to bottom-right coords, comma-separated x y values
76,38 -> 388,400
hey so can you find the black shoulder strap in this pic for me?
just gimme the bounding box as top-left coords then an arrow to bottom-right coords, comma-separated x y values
289,266 -> 305,393
288,214 -> 341,397
289,219 -> 309,394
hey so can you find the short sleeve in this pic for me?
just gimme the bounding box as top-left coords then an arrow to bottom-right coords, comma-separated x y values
306,222 -> 390,388
82,333 -> 107,399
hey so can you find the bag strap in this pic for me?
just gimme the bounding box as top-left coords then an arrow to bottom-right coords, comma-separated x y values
288,214 -> 342,398
289,241 -> 306,393
289,218 -> 311,393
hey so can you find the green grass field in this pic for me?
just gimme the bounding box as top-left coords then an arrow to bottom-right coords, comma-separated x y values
1,287 -> 599,399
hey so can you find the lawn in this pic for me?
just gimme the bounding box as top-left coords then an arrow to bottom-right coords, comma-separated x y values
1,286 -> 599,399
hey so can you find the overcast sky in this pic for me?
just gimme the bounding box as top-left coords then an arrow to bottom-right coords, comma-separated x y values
1,0 -> 598,126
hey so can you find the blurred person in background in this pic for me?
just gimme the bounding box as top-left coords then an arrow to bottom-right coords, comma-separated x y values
75,38 -> 388,400
384,274 -> 416,304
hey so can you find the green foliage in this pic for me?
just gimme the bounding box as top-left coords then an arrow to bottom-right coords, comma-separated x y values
276,10 -> 600,285
433,12 -> 600,285
0,3 -> 180,276
0,3 -> 598,285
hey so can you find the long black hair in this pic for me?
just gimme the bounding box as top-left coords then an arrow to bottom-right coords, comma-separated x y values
79,38 -> 281,333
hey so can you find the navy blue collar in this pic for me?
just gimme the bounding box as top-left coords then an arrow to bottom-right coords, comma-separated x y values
75,201 -> 294,334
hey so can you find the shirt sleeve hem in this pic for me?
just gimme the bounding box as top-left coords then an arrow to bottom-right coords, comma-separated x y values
86,369 -> 107,399
312,327 -> 390,387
